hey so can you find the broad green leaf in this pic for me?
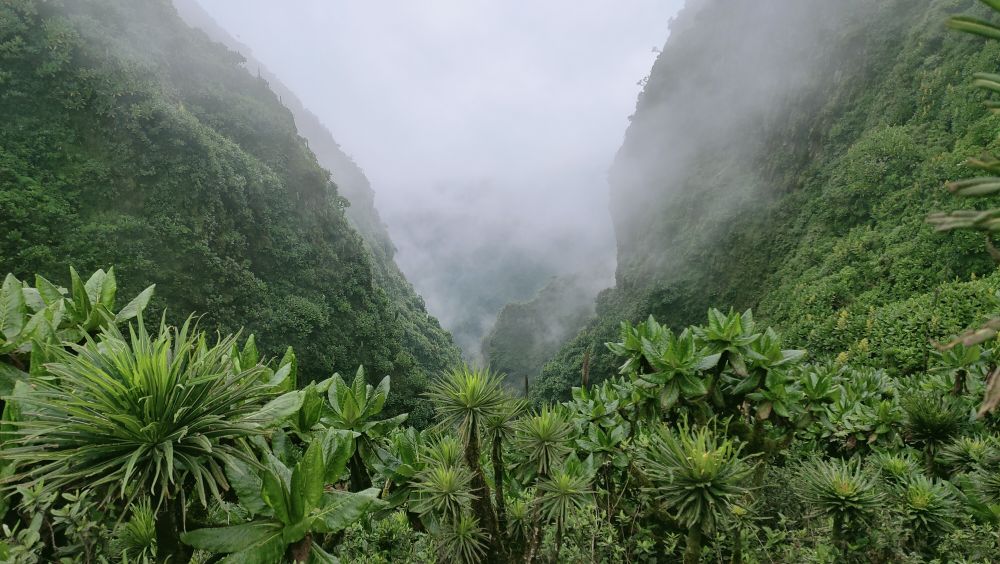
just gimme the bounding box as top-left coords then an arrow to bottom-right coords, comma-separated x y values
269,357 -> 294,390
99,267 -> 117,309
181,521 -> 283,553
19,309 -> 55,347
0,274 -> 26,341
327,374 -> 346,412
262,464 -> 291,525
114,285 -> 155,323
254,390 -> 305,428
21,288 -> 44,313
218,535 -> 287,564
362,413 -> 408,437
242,334 -> 259,368
321,429 -> 356,483
28,341 -> 49,377
313,489 -> 382,534
83,269 -> 106,305
67,267 -> 91,323
34,275 -> 63,306
659,382 -> 680,410
364,375 -> 390,418
0,363 -> 28,396
225,459 -> 268,515
281,517 -> 312,545
677,374 -> 707,397
290,440 -> 325,522
697,353 -> 722,371
310,545 -> 339,564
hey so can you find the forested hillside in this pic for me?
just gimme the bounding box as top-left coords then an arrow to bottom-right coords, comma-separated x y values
0,0 -> 459,422
484,274 -> 600,391
7,0 -> 1000,562
534,0 -> 1000,402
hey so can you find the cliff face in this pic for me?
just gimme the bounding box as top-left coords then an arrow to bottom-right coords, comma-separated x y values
534,0 -> 1000,401
0,0 -> 458,424
171,0 -> 462,415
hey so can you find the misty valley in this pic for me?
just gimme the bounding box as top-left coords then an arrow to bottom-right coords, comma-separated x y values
5,0 -> 1000,562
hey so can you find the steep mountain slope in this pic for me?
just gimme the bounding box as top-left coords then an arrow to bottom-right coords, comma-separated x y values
535,0 -> 1000,401
171,0 -> 461,408
483,273 -> 600,391
0,0 -> 459,423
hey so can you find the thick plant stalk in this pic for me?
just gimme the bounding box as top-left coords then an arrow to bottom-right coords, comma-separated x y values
465,418 -> 502,563
683,527 -> 702,564
951,369 -> 967,396
832,513 -> 847,560
288,533 -> 312,563
523,490 -> 546,564
348,450 -> 372,492
731,527 -> 742,564
554,517 -> 564,562
491,433 -> 508,542
155,495 -> 192,564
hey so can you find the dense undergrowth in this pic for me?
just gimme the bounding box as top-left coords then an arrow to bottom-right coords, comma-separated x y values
529,0 -> 1000,404
2,276 -> 999,562
5,0 -> 1000,562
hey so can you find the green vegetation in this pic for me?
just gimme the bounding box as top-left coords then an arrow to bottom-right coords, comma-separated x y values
0,0 -> 459,426
5,0 -> 1000,561
484,275 -> 599,392
533,0 -> 1000,404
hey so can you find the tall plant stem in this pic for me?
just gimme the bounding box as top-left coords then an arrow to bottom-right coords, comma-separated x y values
155,495 -> 192,564
491,433 -> 508,543
683,527 -> 702,564
465,418 -> 502,563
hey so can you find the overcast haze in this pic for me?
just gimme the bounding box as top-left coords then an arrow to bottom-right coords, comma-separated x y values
194,0 -> 685,356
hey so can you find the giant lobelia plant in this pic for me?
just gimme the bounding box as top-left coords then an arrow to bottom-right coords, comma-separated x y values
1,316 -> 302,562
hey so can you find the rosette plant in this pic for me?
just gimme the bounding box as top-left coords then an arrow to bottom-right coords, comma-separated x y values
426,365 -> 508,563
182,430 -> 381,563
324,366 -> 407,491
1,267 -> 154,395
629,325 -> 715,417
637,420 -> 753,564
2,316 -> 300,562
694,308 -> 760,385
793,457 -> 882,559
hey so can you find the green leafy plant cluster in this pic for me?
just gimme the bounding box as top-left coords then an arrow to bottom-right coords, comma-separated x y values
0,0 -> 460,428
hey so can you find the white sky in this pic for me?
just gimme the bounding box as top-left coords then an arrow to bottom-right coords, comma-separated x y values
195,0 -> 681,234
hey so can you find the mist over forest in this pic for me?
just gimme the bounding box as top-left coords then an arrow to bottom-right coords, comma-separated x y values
189,0 -> 675,360
5,0 -> 1000,562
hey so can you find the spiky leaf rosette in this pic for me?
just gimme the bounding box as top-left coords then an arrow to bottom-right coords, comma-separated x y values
871,451 -> 922,486
426,365 -> 507,444
936,435 -> 1000,476
536,466 -> 593,526
412,463 -> 476,522
2,317 -> 286,508
901,392 -> 969,449
111,499 -> 156,561
637,421 -> 753,535
424,434 -> 465,469
902,475 -> 960,538
513,406 -> 574,481
971,467 -> 1000,504
793,457 -> 883,525
437,513 -> 487,564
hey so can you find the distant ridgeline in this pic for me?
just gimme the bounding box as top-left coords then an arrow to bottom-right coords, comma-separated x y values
0,0 -> 459,425
532,0 -> 1000,402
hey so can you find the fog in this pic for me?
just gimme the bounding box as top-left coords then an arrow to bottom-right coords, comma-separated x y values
609,0 -> 879,290
187,0 -> 683,357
